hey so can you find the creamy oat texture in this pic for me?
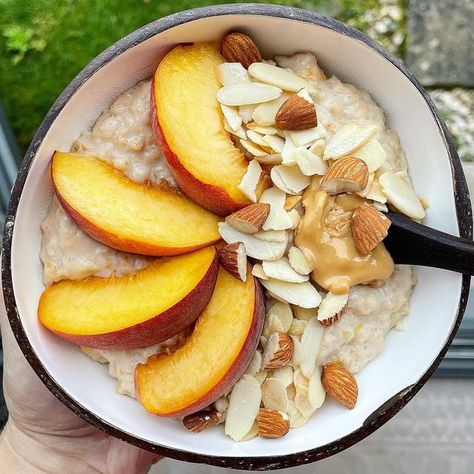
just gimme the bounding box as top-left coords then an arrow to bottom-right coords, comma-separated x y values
81,333 -> 186,397
40,54 -> 416,402
317,265 -> 416,373
40,80 -> 172,286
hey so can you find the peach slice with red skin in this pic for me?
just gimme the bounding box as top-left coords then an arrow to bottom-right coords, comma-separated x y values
151,42 -> 251,216
38,247 -> 219,350
135,267 -> 264,417
52,151 -> 221,256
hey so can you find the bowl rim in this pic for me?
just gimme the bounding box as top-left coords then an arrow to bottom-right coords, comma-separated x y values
1,3 -> 472,470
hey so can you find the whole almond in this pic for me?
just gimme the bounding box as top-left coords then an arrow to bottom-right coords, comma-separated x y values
275,95 -> 317,131
262,331 -> 294,370
218,242 -> 247,282
221,32 -> 262,69
351,205 -> 391,255
225,203 -> 270,233
183,409 -> 222,433
320,157 -> 369,194
322,361 -> 358,409
257,408 -> 290,438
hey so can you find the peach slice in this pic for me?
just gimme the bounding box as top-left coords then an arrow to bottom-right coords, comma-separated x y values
151,43 -> 251,216
52,151 -> 221,256
135,267 -> 265,417
38,247 -> 219,349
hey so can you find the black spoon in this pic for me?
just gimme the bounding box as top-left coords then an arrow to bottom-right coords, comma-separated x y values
383,211 -> 474,275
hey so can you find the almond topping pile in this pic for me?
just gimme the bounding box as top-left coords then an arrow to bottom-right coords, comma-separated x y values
179,31 -> 424,441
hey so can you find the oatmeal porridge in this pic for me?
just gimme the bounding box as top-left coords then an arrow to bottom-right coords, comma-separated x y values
39,33 -> 424,441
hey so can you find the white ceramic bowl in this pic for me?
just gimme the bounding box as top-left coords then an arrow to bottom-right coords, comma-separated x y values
2,4 -> 472,470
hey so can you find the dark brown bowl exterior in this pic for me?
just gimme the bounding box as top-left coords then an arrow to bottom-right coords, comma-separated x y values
1,3 -> 472,471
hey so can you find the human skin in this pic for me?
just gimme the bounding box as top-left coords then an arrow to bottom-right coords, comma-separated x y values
0,288 -> 161,473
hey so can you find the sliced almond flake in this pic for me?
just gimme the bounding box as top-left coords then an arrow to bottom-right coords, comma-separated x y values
262,378 -> 289,413
352,138 -> 386,173
267,301 -> 293,332
239,104 -> 258,123
395,170 -> 409,179
365,180 -> 387,204
297,87 -> 314,104
254,153 -> 282,166
218,222 -> 287,261
288,246 -> 314,275
241,420 -> 259,442
252,263 -> 268,280
254,370 -> 268,385
288,209 -> 300,229
248,62 -> 308,92
372,201 -> 389,212
214,396 -> 229,415
294,369 -> 315,418
271,366 -> 294,388
379,172 -> 425,219
419,196 -> 430,210
263,313 -> 285,340
315,105 -> 332,128
289,123 -> 327,147
288,318 -> 308,337
240,139 -> 267,157
357,172 -> 375,198
259,187 -> 293,231
308,368 -> 326,409
287,385 -> 297,403
225,375 -> 261,441
291,336 -> 305,365
262,134 -> 285,153
249,125 -> 279,135
281,132 -> 298,165
263,258 -> 309,283
252,94 -> 291,126
300,318 -> 324,378
253,228 -> 289,243
225,122 -> 247,140
293,306 -> 316,321
289,412 -> 311,429
293,146 -> 328,176
324,124 -> 377,160
247,122 -> 275,133
284,195 -> 303,211
217,83 -> 282,106
221,104 -> 242,132
271,165 -> 310,194
309,138 -> 326,158
268,168 -> 289,196
245,351 -> 263,377
215,62 -> 251,86
317,292 -> 348,326
237,159 -> 262,202
246,129 -> 269,147
261,279 -> 322,309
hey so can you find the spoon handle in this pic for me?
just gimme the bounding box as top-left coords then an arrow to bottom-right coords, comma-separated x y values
383,212 -> 474,275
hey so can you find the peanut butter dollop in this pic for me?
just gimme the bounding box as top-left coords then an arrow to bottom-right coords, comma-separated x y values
295,179 -> 394,295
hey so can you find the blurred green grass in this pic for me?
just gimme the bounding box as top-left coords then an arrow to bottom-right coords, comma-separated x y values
0,0 -> 404,153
